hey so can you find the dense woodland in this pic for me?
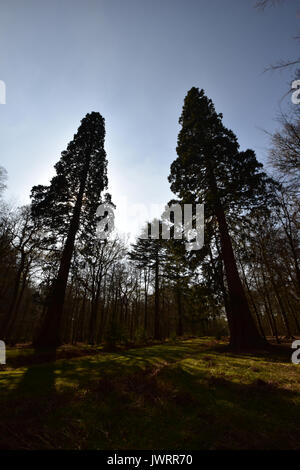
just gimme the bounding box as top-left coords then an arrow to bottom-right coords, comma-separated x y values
0,89 -> 299,351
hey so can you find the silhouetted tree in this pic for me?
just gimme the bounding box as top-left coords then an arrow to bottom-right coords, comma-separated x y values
169,87 -> 276,350
31,112 -> 109,348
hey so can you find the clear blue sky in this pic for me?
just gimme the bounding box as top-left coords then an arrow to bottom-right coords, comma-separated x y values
0,0 -> 299,239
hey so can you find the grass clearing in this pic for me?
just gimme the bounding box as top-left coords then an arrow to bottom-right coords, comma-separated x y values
0,337 -> 299,449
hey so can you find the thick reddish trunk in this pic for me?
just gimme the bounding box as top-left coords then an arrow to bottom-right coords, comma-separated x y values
207,166 -> 266,351
215,205 -> 266,351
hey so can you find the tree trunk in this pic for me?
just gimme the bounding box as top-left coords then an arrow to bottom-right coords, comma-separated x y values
259,268 -> 280,343
238,257 -> 266,340
89,279 -> 102,345
33,159 -> 90,349
215,204 -> 266,351
6,265 -> 30,341
207,168 -> 265,351
176,287 -> 183,337
144,269 -> 148,334
210,241 -> 232,328
154,252 -> 160,340
1,254 -> 25,338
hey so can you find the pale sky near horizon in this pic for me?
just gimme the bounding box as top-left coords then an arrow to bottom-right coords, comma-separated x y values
0,0 -> 299,241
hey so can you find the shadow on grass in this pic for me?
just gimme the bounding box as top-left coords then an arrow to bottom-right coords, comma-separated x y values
0,348 -> 62,449
60,361 -> 300,450
219,343 -> 292,364
1,340 -> 300,449
5,344 -> 102,369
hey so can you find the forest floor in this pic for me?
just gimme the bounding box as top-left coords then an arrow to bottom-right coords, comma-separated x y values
0,337 -> 299,450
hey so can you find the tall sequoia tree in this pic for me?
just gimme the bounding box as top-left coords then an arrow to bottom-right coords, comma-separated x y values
31,112 -> 108,348
169,87 -> 276,351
